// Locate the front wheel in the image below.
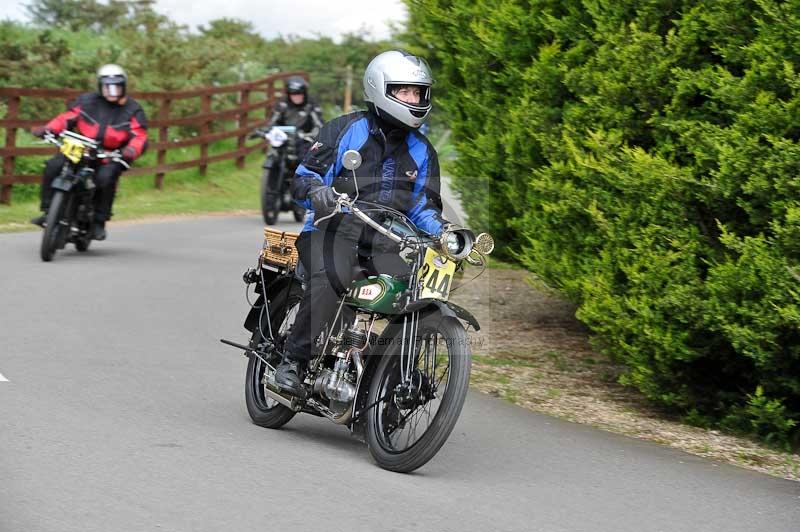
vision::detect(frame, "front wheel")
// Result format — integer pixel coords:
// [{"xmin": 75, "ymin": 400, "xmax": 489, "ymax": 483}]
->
[
  {"xmin": 40, "ymin": 191, "xmax": 70, "ymax": 262},
  {"xmin": 365, "ymin": 314, "xmax": 471, "ymax": 473},
  {"xmin": 260, "ymin": 168, "xmax": 281, "ymax": 225},
  {"xmin": 75, "ymin": 232, "xmax": 91, "ymax": 252}
]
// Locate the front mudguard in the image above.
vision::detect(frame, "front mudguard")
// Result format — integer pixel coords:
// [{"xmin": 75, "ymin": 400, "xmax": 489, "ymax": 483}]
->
[
  {"xmin": 261, "ymin": 162, "xmax": 286, "ymax": 197},
  {"xmin": 51, "ymin": 176, "xmax": 73, "ymax": 192},
  {"xmin": 400, "ymin": 299, "xmax": 481, "ymax": 331},
  {"xmin": 262, "ymin": 151, "xmax": 279, "ymax": 170}
]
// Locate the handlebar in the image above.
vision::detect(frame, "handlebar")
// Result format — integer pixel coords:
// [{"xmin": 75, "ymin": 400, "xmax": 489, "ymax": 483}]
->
[
  {"xmin": 314, "ymin": 192, "xmax": 431, "ymax": 247},
  {"xmin": 310, "ymin": 190, "xmax": 491, "ymax": 265},
  {"xmin": 42, "ymin": 132, "xmax": 129, "ymax": 168},
  {"xmin": 250, "ymin": 126, "xmax": 313, "ymax": 142}
]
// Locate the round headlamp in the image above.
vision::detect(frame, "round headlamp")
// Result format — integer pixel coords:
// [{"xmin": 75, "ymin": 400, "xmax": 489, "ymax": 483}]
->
[{"xmin": 439, "ymin": 227, "xmax": 475, "ymax": 261}]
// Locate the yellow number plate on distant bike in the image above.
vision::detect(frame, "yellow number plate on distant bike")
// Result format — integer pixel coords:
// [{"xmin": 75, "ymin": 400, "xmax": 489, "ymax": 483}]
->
[
  {"xmin": 418, "ymin": 248, "xmax": 456, "ymax": 301},
  {"xmin": 60, "ymin": 137, "xmax": 85, "ymax": 163}
]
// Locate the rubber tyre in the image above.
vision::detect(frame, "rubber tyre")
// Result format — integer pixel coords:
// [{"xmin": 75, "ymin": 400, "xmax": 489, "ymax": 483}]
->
[
  {"xmin": 40, "ymin": 191, "xmax": 68, "ymax": 262},
  {"xmin": 365, "ymin": 315, "xmax": 471, "ymax": 473},
  {"xmin": 260, "ymin": 168, "xmax": 280, "ymax": 225},
  {"xmin": 75, "ymin": 233, "xmax": 91, "ymax": 252},
  {"xmin": 244, "ymin": 288, "xmax": 303, "ymax": 428}
]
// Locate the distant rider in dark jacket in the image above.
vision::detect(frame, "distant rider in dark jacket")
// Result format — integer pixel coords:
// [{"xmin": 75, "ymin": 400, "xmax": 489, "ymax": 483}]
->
[
  {"xmin": 30, "ymin": 64, "xmax": 148, "ymax": 241},
  {"xmin": 267, "ymin": 76, "xmax": 324, "ymax": 163}
]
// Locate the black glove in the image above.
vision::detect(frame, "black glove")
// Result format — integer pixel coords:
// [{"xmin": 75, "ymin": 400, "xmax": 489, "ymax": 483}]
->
[
  {"xmin": 31, "ymin": 126, "xmax": 49, "ymax": 138},
  {"xmin": 121, "ymin": 146, "xmax": 137, "ymax": 162},
  {"xmin": 308, "ymin": 185, "xmax": 338, "ymax": 216}
]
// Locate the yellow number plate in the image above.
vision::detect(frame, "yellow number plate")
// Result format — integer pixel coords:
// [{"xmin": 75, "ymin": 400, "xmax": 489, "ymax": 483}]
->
[
  {"xmin": 60, "ymin": 137, "xmax": 85, "ymax": 163},
  {"xmin": 418, "ymin": 248, "xmax": 456, "ymax": 300}
]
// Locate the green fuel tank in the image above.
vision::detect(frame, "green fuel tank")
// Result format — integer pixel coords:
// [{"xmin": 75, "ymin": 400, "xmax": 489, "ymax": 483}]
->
[{"xmin": 344, "ymin": 274, "xmax": 408, "ymax": 314}]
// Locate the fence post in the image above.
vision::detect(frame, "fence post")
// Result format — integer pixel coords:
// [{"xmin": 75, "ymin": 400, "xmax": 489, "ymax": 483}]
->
[
  {"xmin": 1, "ymin": 95, "xmax": 20, "ymax": 205},
  {"xmin": 237, "ymin": 88, "xmax": 250, "ymax": 169},
  {"xmin": 199, "ymin": 93, "xmax": 212, "ymax": 177},
  {"xmin": 156, "ymin": 98, "xmax": 171, "ymax": 189},
  {"xmin": 265, "ymin": 80, "xmax": 274, "ymax": 122},
  {"xmin": 344, "ymin": 64, "xmax": 353, "ymax": 114}
]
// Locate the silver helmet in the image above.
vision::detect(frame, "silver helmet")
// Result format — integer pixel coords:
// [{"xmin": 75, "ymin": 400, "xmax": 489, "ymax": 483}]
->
[
  {"xmin": 96, "ymin": 64, "xmax": 128, "ymax": 98},
  {"xmin": 363, "ymin": 50, "xmax": 433, "ymax": 129}
]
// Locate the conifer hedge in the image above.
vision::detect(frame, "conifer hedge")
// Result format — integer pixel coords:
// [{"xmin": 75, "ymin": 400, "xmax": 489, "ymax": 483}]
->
[{"xmin": 406, "ymin": 0, "xmax": 800, "ymax": 446}]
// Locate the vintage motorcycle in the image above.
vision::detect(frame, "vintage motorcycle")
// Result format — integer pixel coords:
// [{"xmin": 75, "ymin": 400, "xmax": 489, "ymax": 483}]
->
[
  {"xmin": 249, "ymin": 125, "xmax": 309, "ymax": 225},
  {"xmin": 39, "ymin": 130, "xmax": 128, "ymax": 262},
  {"xmin": 222, "ymin": 150, "xmax": 494, "ymax": 473}
]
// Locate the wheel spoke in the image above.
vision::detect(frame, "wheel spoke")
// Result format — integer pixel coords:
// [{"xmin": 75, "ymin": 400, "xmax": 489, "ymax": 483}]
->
[
  {"xmin": 367, "ymin": 318, "xmax": 471, "ymax": 472},
  {"xmin": 372, "ymin": 324, "xmax": 467, "ymax": 454},
  {"xmin": 381, "ymin": 366, "xmax": 443, "ymax": 448}
]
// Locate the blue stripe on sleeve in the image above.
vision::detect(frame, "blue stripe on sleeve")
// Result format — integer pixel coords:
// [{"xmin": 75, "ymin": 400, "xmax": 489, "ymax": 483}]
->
[{"xmin": 405, "ymin": 134, "xmax": 442, "ymax": 235}]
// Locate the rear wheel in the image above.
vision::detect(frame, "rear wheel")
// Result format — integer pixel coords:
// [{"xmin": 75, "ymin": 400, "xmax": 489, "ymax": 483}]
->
[
  {"xmin": 244, "ymin": 285, "xmax": 303, "ymax": 428},
  {"xmin": 40, "ymin": 192, "xmax": 70, "ymax": 262},
  {"xmin": 365, "ymin": 314, "xmax": 471, "ymax": 473},
  {"xmin": 261, "ymin": 168, "xmax": 280, "ymax": 225}
]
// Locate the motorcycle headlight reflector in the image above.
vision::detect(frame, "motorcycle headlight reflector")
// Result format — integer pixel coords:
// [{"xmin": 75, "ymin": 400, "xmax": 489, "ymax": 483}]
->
[{"xmin": 440, "ymin": 228, "xmax": 475, "ymax": 261}]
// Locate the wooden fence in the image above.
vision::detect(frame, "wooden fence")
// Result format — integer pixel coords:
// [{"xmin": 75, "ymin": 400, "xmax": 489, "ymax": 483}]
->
[{"xmin": 0, "ymin": 71, "xmax": 307, "ymax": 204}]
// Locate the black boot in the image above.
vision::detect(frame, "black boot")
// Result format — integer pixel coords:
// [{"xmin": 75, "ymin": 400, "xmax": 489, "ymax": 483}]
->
[
  {"xmin": 30, "ymin": 213, "xmax": 47, "ymax": 227},
  {"xmin": 274, "ymin": 357, "xmax": 307, "ymax": 398},
  {"xmin": 92, "ymin": 221, "xmax": 107, "ymax": 241}
]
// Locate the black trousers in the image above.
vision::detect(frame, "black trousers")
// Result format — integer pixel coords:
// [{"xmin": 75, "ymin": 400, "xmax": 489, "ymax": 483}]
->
[
  {"xmin": 284, "ymin": 218, "xmax": 409, "ymax": 362},
  {"xmin": 40, "ymin": 154, "xmax": 125, "ymax": 222}
]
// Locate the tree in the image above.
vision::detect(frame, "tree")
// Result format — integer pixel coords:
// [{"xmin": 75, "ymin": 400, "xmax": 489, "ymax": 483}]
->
[{"xmin": 26, "ymin": 0, "xmax": 134, "ymax": 32}]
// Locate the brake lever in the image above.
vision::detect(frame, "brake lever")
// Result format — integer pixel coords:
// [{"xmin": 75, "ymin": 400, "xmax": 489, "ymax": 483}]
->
[
  {"xmin": 41, "ymin": 133, "xmax": 59, "ymax": 146},
  {"xmin": 96, "ymin": 150, "xmax": 130, "ymax": 169},
  {"xmin": 313, "ymin": 190, "xmax": 350, "ymax": 227}
]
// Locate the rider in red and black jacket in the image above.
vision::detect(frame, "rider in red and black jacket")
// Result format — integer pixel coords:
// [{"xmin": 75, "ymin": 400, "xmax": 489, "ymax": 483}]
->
[{"xmin": 30, "ymin": 64, "xmax": 148, "ymax": 240}]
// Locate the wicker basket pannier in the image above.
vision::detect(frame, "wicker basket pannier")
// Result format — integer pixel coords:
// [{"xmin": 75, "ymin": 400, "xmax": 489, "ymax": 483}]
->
[{"xmin": 261, "ymin": 228, "xmax": 300, "ymax": 269}]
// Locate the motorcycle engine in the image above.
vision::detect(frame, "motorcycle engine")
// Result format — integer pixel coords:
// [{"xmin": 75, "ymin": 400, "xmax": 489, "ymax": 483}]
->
[{"xmin": 312, "ymin": 328, "xmax": 367, "ymax": 407}]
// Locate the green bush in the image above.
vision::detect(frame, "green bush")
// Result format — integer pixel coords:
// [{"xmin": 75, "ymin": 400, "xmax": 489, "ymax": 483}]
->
[
  {"xmin": 722, "ymin": 386, "xmax": 798, "ymax": 448},
  {"xmin": 406, "ymin": 0, "xmax": 800, "ymax": 445}
]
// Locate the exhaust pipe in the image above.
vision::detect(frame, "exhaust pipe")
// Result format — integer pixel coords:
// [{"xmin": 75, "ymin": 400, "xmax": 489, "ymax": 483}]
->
[
  {"xmin": 263, "ymin": 386, "xmax": 300, "ymax": 411},
  {"xmin": 261, "ymin": 351, "xmax": 366, "ymax": 422}
]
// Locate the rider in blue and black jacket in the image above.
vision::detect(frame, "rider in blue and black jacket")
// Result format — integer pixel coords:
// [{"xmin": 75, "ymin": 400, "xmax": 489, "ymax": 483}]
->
[{"xmin": 274, "ymin": 50, "xmax": 450, "ymax": 397}]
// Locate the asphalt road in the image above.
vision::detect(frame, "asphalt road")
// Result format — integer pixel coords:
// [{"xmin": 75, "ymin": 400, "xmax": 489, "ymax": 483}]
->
[{"xmin": 1, "ymin": 208, "xmax": 799, "ymax": 532}]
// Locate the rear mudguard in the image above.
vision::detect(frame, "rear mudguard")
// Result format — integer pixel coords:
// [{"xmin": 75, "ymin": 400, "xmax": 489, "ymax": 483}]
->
[
  {"xmin": 350, "ymin": 300, "xmax": 478, "ymax": 428},
  {"xmin": 243, "ymin": 268, "xmax": 296, "ymax": 332}
]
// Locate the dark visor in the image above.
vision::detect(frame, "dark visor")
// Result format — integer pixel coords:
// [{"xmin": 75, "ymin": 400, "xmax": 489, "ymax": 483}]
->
[{"xmin": 100, "ymin": 75, "xmax": 126, "ymax": 85}]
